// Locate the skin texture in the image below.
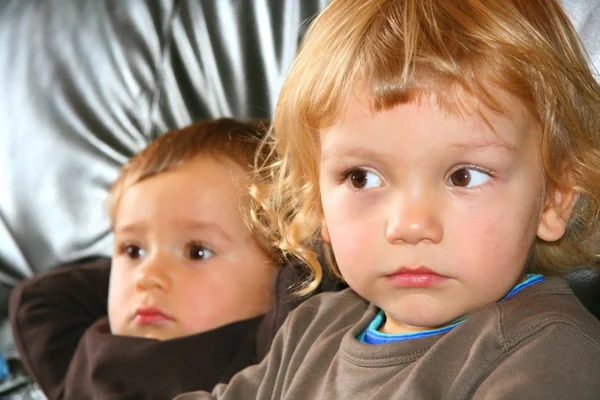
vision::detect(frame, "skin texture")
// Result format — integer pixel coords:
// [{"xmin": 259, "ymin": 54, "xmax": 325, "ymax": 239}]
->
[
  {"xmin": 108, "ymin": 156, "xmax": 276, "ymax": 340},
  {"xmin": 319, "ymin": 93, "xmax": 575, "ymax": 334}
]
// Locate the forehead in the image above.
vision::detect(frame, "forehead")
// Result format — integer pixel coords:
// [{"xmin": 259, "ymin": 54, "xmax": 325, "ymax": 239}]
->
[
  {"xmin": 140, "ymin": 156, "xmax": 246, "ymax": 193},
  {"xmin": 115, "ymin": 156, "xmax": 249, "ymax": 227},
  {"xmin": 320, "ymin": 89, "xmax": 534, "ymax": 156}
]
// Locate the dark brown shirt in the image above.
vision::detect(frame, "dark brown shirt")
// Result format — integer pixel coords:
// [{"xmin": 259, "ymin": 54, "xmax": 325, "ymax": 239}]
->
[
  {"xmin": 176, "ymin": 277, "xmax": 600, "ymax": 400},
  {"xmin": 9, "ymin": 258, "xmax": 339, "ymax": 400}
]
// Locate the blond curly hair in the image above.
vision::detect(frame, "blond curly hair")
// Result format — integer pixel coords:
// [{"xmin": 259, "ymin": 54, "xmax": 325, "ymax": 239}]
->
[{"xmin": 251, "ymin": 0, "xmax": 600, "ymax": 295}]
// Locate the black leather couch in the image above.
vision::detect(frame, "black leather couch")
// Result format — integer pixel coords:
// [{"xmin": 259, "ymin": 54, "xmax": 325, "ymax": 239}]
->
[{"xmin": 0, "ymin": 0, "xmax": 599, "ymax": 397}]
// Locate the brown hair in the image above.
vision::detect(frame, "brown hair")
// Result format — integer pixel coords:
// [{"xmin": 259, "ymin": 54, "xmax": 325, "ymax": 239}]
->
[
  {"xmin": 251, "ymin": 0, "xmax": 600, "ymax": 294},
  {"xmin": 109, "ymin": 118, "xmax": 268, "ymax": 225}
]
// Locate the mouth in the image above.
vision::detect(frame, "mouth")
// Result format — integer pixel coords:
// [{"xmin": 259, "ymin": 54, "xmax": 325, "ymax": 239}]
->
[
  {"xmin": 133, "ymin": 307, "xmax": 175, "ymax": 325},
  {"xmin": 384, "ymin": 266, "xmax": 448, "ymax": 288}
]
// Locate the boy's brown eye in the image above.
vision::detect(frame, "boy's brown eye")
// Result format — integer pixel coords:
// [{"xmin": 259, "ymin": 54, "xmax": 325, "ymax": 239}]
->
[
  {"xmin": 348, "ymin": 169, "xmax": 382, "ymax": 189},
  {"xmin": 450, "ymin": 168, "xmax": 471, "ymax": 187},
  {"xmin": 185, "ymin": 243, "xmax": 215, "ymax": 261},
  {"xmin": 125, "ymin": 245, "xmax": 144, "ymax": 259},
  {"xmin": 350, "ymin": 171, "xmax": 367, "ymax": 188},
  {"xmin": 448, "ymin": 167, "xmax": 490, "ymax": 188}
]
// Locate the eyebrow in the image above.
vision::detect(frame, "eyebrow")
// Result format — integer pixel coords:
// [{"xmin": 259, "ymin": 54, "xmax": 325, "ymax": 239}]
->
[
  {"xmin": 320, "ymin": 137, "xmax": 519, "ymax": 165},
  {"xmin": 177, "ymin": 220, "xmax": 235, "ymax": 244},
  {"xmin": 448, "ymin": 140, "xmax": 519, "ymax": 153},
  {"xmin": 321, "ymin": 147, "xmax": 393, "ymax": 163},
  {"xmin": 115, "ymin": 220, "xmax": 234, "ymax": 244}
]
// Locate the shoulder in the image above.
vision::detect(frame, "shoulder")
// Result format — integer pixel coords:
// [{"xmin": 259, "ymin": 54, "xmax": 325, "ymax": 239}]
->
[
  {"xmin": 495, "ymin": 277, "xmax": 600, "ymax": 351},
  {"xmin": 467, "ymin": 278, "xmax": 600, "ymax": 398},
  {"xmin": 290, "ymin": 288, "xmax": 369, "ymax": 323},
  {"xmin": 11, "ymin": 258, "xmax": 110, "ymax": 299},
  {"xmin": 278, "ymin": 289, "xmax": 370, "ymax": 344}
]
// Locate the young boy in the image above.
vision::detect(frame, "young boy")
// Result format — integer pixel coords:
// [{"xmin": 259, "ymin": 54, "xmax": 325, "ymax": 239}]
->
[
  {"xmin": 10, "ymin": 119, "xmax": 280, "ymax": 399},
  {"xmin": 176, "ymin": 0, "xmax": 600, "ymax": 398}
]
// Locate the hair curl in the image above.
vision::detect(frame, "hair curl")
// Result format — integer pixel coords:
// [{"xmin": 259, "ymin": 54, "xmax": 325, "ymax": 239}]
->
[{"xmin": 250, "ymin": 0, "xmax": 600, "ymax": 294}]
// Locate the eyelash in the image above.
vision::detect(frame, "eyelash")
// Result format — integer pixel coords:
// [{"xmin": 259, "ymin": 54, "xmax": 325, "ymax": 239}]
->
[
  {"xmin": 116, "ymin": 241, "xmax": 216, "ymax": 261},
  {"xmin": 184, "ymin": 242, "xmax": 216, "ymax": 261},
  {"xmin": 337, "ymin": 165, "xmax": 494, "ymax": 186},
  {"xmin": 448, "ymin": 164, "xmax": 492, "ymax": 177},
  {"xmin": 447, "ymin": 164, "xmax": 494, "ymax": 188},
  {"xmin": 117, "ymin": 242, "xmax": 144, "ymax": 259},
  {"xmin": 338, "ymin": 166, "xmax": 371, "ymax": 182}
]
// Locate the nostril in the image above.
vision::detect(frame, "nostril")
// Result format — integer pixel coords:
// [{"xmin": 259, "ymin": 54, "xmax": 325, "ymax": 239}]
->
[{"xmin": 385, "ymin": 211, "xmax": 443, "ymax": 245}]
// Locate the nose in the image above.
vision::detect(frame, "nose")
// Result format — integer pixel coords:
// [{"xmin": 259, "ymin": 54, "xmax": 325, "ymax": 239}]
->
[
  {"xmin": 134, "ymin": 255, "xmax": 173, "ymax": 292},
  {"xmin": 385, "ymin": 191, "xmax": 443, "ymax": 245}
]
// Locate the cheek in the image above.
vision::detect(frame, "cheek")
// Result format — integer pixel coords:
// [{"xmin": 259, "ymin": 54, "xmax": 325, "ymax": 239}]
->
[
  {"xmin": 206, "ymin": 264, "xmax": 274, "ymax": 308},
  {"xmin": 223, "ymin": 246, "xmax": 277, "ymax": 303},
  {"xmin": 174, "ymin": 278, "xmax": 219, "ymax": 330},
  {"xmin": 446, "ymin": 195, "xmax": 540, "ymax": 277},
  {"xmin": 178, "ymin": 262, "xmax": 275, "ymax": 332},
  {"xmin": 107, "ymin": 270, "xmax": 130, "ymax": 333},
  {"xmin": 323, "ymin": 199, "xmax": 379, "ymax": 276}
]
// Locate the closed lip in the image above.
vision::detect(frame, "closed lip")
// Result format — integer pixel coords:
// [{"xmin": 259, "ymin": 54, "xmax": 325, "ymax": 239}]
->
[
  {"xmin": 386, "ymin": 266, "xmax": 441, "ymax": 276},
  {"xmin": 133, "ymin": 307, "xmax": 174, "ymax": 324},
  {"xmin": 384, "ymin": 266, "xmax": 448, "ymax": 287}
]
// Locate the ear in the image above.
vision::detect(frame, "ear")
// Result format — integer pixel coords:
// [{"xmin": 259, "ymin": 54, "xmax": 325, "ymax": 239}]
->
[
  {"xmin": 536, "ymin": 185, "xmax": 578, "ymax": 242},
  {"xmin": 321, "ymin": 219, "xmax": 331, "ymax": 243}
]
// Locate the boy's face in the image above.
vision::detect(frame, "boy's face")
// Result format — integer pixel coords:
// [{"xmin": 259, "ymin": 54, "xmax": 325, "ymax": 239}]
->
[
  {"xmin": 108, "ymin": 156, "xmax": 276, "ymax": 341},
  {"xmin": 319, "ymin": 92, "xmax": 570, "ymax": 334}
]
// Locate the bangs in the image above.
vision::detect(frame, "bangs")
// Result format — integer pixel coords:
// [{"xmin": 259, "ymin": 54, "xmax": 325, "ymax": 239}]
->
[
  {"xmin": 283, "ymin": 0, "xmax": 568, "ymax": 135},
  {"xmin": 268, "ymin": 0, "xmax": 600, "ymax": 288}
]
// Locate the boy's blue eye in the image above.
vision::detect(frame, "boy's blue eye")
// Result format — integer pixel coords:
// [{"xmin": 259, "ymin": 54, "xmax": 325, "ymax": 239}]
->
[
  {"xmin": 347, "ymin": 169, "xmax": 382, "ymax": 189},
  {"xmin": 448, "ymin": 167, "xmax": 490, "ymax": 188},
  {"xmin": 185, "ymin": 243, "xmax": 215, "ymax": 261},
  {"xmin": 124, "ymin": 244, "xmax": 145, "ymax": 259}
]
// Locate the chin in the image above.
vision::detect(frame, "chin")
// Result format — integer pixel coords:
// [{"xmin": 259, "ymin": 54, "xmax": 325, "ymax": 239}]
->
[
  {"xmin": 115, "ymin": 328, "xmax": 176, "ymax": 341},
  {"xmin": 144, "ymin": 330, "xmax": 185, "ymax": 341},
  {"xmin": 387, "ymin": 306, "xmax": 455, "ymax": 330}
]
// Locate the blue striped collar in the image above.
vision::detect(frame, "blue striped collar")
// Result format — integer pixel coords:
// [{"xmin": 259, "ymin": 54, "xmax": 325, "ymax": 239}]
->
[{"xmin": 359, "ymin": 273, "xmax": 544, "ymax": 344}]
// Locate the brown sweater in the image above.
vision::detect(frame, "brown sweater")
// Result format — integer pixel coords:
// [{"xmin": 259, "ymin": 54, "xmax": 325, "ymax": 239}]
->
[
  {"xmin": 10, "ymin": 258, "xmax": 342, "ymax": 400},
  {"xmin": 176, "ymin": 277, "xmax": 600, "ymax": 400}
]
